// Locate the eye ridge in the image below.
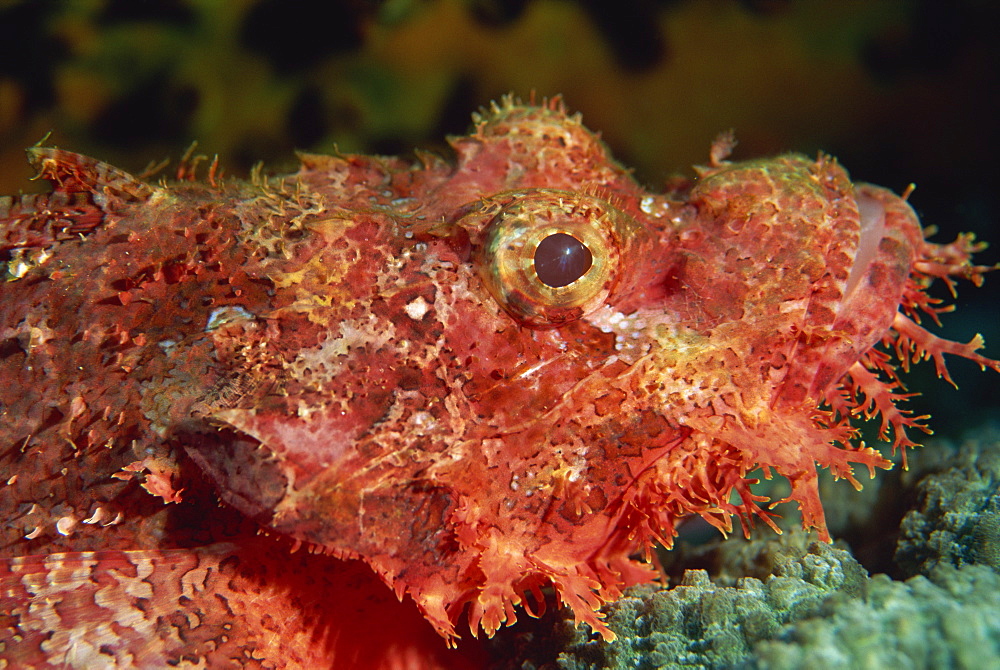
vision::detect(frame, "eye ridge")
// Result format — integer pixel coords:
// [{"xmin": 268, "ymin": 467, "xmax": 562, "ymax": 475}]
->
[{"xmin": 534, "ymin": 232, "xmax": 593, "ymax": 288}]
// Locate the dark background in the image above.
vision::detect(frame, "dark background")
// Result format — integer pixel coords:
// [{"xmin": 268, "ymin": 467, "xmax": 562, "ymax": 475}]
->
[{"xmin": 2, "ymin": 0, "xmax": 997, "ymax": 438}]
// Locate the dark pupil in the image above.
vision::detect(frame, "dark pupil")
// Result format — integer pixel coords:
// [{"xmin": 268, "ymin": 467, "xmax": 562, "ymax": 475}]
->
[{"xmin": 533, "ymin": 233, "xmax": 593, "ymax": 288}]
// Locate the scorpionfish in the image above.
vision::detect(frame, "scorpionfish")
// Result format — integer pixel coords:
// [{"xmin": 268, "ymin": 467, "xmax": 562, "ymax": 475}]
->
[{"xmin": 1, "ymin": 97, "xmax": 997, "ymax": 667}]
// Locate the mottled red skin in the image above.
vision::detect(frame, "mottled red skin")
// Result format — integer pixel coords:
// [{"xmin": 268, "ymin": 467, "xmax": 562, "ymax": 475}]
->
[{"xmin": 1, "ymin": 99, "xmax": 997, "ymax": 666}]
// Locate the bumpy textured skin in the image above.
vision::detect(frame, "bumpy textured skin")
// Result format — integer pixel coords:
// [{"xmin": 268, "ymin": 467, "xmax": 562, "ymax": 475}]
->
[{"xmin": 1, "ymin": 98, "xmax": 997, "ymax": 666}]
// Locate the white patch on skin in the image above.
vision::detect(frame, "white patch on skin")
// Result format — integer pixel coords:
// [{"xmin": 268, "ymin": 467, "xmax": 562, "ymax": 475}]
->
[
  {"xmin": 289, "ymin": 314, "xmax": 397, "ymax": 384},
  {"xmin": 513, "ymin": 358, "xmax": 558, "ymax": 380},
  {"xmin": 585, "ymin": 306, "xmax": 652, "ymax": 356},
  {"xmin": 566, "ymin": 446, "xmax": 590, "ymax": 483},
  {"xmin": 409, "ymin": 410, "xmax": 438, "ymax": 436},
  {"xmin": 205, "ymin": 305, "xmax": 254, "ymax": 332},
  {"xmin": 639, "ymin": 195, "xmax": 672, "ymax": 218},
  {"xmin": 587, "ymin": 305, "xmax": 624, "ymax": 333},
  {"xmin": 82, "ymin": 507, "xmax": 107, "ymax": 525},
  {"xmin": 404, "ymin": 296, "xmax": 430, "ymax": 321},
  {"xmin": 5, "ymin": 247, "xmax": 52, "ymax": 280},
  {"xmin": 56, "ymin": 516, "xmax": 77, "ymax": 536}
]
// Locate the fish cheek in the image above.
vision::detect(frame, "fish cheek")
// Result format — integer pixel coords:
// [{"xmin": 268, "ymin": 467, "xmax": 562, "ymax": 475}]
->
[{"xmin": 358, "ymin": 481, "xmax": 460, "ymax": 562}]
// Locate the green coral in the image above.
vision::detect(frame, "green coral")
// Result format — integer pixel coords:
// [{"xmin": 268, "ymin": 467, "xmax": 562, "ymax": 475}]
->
[
  {"xmin": 755, "ymin": 566, "xmax": 1000, "ymax": 669},
  {"xmin": 547, "ymin": 545, "xmax": 1000, "ymax": 670},
  {"xmin": 896, "ymin": 428, "xmax": 1000, "ymax": 575},
  {"xmin": 553, "ymin": 540, "xmax": 867, "ymax": 670}
]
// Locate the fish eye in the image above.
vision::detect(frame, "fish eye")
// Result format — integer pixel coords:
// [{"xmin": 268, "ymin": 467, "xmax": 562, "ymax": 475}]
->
[
  {"xmin": 534, "ymin": 232, "xmax": 593, "ymax": 288},
  {"xmin": 474, "ymin": 190, "xmax": 638, "ymax": 327}
]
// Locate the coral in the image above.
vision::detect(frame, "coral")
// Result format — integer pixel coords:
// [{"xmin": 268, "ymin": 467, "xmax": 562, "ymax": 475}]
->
[
  {"xmin": 896, "ymin": 427, "xmax": 1000, "ymax": 576},
  {"xmin": 754, "ymin": 565, "xmax": 1000, "ymax": 670},
  {"xmin": 530, "ymin": 533, "xmax": 1000, "ymax": 670},
  {"xmin": 548, "ymin": 540, "xmax": 866, "ymax": 670}
]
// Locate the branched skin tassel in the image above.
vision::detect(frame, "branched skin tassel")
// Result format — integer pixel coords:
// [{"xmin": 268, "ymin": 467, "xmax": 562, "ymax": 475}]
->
[{"xmin": 1, "ymin": 97, "xmax": 997, "ymax": 666}]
